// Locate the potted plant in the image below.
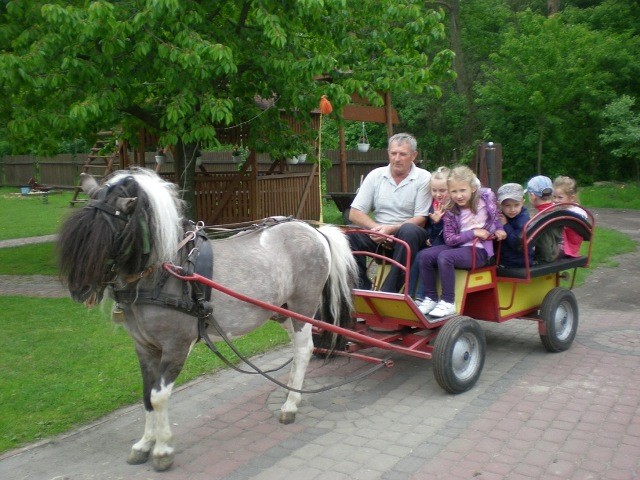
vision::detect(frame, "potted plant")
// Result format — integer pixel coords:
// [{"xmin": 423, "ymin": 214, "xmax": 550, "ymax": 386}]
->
[
  {"xmin": 357, "ymin": 122, "xmax": 370, "ymax": 152},
  {"xmin": 231, "ymin": 145, "xmax": 248, "ymax": 162},
  {"xmin": 155, "ymin": 148, "xmax": 166, "ymax": 165}
]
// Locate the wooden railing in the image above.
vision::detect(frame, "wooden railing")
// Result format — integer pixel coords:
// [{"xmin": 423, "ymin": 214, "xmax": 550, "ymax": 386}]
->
[
  {"xmin": 192, "ymin": 171, "xmax": 320, "ymax": 224},
  {"xmin": 0, "ymin": 149, "xmax": 391, "ymax": 193}
]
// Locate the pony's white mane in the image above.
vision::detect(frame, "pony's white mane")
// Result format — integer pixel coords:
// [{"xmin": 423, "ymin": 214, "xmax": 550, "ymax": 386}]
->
[{"xmin": 109, "ymin": 169, "xmax": 184, "ymax": 265}]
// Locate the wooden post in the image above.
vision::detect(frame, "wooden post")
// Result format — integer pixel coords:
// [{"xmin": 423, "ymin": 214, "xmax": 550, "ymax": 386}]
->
[
  {"xmin": 339, "ymin": 124, "xmax": 347, "ymax": 192},
  {"xmin": 137, "ymin": 129, "xmax": 145, "ymax": 167},
  {"xmin": 384, "ymin": 92, "xmax": 394, "ymax": 138}
]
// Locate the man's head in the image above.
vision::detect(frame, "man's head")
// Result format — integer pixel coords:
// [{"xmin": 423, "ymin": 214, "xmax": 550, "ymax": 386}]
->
[
  {"xmin": 525, "ymin": 175, "xmax": 553, "ymax": 206},
  {"xmin": 497, "ymin": 183, "xmax": 525, "ymax": 219},
  {"xmin": 387, "ymin": 133, "xmax": 418, "ymax": 178}
]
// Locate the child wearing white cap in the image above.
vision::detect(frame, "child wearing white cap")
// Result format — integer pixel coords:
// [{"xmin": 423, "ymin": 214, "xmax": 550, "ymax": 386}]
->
[{"xmin": 497, "ymin": 183, "xmax": 533, "ymax": 267}]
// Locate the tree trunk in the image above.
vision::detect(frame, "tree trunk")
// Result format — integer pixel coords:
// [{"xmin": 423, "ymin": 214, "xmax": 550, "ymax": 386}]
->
[
  {"xmin": 173, "ymin": 139, "xmax": 198, "ymax": 220},
  {"xmin": 446, "ymin": 0, "xmax": 478, "ymax": 154},
  {"xmin": 548, "ymin": 0, "xmax": 559, "ymax": 16},
  {"xmin": 537, "ymin": 122, "xmax": 544, "ymax": 174}
]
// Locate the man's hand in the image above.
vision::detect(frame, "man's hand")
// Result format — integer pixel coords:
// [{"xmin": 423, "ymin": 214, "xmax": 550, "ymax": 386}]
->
[{"xmin": 369, "ymin": 224, "xmax": 395, "ymax": 245}]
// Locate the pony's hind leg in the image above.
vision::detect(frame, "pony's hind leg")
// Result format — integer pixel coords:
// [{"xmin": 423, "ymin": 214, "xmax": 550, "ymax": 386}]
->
[{"xmin": 279, "ymin": 319, "xmax": 314, "ymax": 424}]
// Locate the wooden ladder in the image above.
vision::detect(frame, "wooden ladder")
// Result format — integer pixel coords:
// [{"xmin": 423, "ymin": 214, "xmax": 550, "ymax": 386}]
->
[{"xmin": 69, "ymin": 131, "xmax": 119, "ymax": 206}]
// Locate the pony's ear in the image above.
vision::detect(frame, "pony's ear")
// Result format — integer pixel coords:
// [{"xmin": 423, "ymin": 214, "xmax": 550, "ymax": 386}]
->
[
  {"xmin": 115, "ymin": 197, "xmax": 138, "ymax": 214},
  {"xmin": 80, "ymin": 173, "xmax": 101, "ymax": 198}
]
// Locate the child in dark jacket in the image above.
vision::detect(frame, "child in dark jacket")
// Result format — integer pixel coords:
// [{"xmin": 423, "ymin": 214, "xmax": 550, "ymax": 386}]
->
[{"xmin": 496, "ymin": 183, "xmax": 533, "ymax": 267}]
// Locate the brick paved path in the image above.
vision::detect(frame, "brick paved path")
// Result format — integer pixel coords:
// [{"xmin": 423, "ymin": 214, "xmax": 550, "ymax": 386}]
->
[{"xmin": 0, "ymin": 210, "xmax": 639, "ymax": 480}]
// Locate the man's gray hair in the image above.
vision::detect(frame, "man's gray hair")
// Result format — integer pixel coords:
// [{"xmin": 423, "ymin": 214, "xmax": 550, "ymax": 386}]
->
[{"xmin": 388, "ymin": 133, "xmax": 417, "ymax": 152}]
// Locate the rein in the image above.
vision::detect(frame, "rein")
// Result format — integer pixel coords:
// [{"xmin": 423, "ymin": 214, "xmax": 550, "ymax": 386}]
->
[{"xmin": 197, "ymin": 309, "xmax": 391, "ymax": 394}]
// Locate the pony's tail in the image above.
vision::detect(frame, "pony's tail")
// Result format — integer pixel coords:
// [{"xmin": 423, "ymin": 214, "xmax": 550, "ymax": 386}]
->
[{"xmin": 316, "ymin": 225, "xmax": 358, "ymax": 352}]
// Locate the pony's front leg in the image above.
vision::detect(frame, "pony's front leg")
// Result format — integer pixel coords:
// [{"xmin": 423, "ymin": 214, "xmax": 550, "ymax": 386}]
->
[
  {"xmin": 128, "ymin": 346, "xmax": 160, "ymax": 466},
  {"xmin": 127, "ymin": 410, "xmax": 155, "ymax": 465},
  {"xmin": 279, "ymin": 320, "xmax": 313, "ymax": 424},
  {"xmin": 149, "ymin": 380, "xmax": 176, "ymax": 471}
]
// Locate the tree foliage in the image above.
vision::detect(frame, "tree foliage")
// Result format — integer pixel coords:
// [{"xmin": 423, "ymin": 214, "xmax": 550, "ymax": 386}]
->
[
  {"xmin": 0, "ymin": 0, "xmax": 454, "ymax": 215},
  {"xmin": 600, "ymin": 95, "xmax": 640, "ymax": 181},
  {"xmin": 395, "ymin": 0, "xmax": 640, "ymax": 184}
]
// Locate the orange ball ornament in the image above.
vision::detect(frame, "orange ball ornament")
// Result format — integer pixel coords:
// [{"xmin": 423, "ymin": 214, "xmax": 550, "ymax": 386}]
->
[{"xmin": 319, "ymin": 95, "xmax": 333, "ymax": 115}]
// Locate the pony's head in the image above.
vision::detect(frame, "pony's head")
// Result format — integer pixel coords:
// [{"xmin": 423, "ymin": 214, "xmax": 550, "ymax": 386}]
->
[{"xmin": 58, "ymin": 169, "xmax": 184, "ymax": 307}]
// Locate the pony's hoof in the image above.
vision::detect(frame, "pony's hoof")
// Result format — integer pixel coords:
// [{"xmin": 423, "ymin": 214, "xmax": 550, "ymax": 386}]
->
[
  {"xmin": 127, "ymin": 448, "xmax": 150, "ymax": 465},
  {"xmin": 152, "ymin": 453, "xmax": 175, "ymax": 472},
  {"xmin": 279, "ymin": 411, "xmax": 296, "ymax": 424}
]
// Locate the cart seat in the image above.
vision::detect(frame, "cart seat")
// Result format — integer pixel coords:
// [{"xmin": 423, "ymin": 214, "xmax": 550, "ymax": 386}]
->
[
  {"xmin": 496, "ymin": 204, "xmax": 594, "ymax": 281},
  {"xmin": 497, "ymin": 255, "xmax": 588, "ymax": 279}
]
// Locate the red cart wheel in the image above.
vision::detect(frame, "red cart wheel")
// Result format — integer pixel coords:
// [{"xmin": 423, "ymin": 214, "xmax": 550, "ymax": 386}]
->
[
  {"xmin": 433, "ymin": 316, "xmax": 486, "ymax": 394},
  {"xmin": 539, "ymin": 287, "xmax": 578, "ymax": 352}
]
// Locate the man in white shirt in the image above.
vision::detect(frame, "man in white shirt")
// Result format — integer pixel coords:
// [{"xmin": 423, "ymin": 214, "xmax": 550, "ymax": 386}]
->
[{"xmin": 348, "ymin": 133, "xmax": 432, "ymax": 292}]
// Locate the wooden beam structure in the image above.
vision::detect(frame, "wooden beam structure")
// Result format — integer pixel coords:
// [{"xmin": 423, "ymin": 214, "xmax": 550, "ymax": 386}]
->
[{"xmin": 336, "ymin": 92, "xmax": 400, "ymax": 192}]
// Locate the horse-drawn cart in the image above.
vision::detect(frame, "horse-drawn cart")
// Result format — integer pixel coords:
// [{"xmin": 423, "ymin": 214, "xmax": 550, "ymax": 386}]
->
[{"xmin": 166, "ymin": 203, "xmax": 595, "ymax": 395}]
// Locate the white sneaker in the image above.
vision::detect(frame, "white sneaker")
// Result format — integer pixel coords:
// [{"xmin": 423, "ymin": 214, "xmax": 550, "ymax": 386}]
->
[
  {"xmin": 429, "ymin": 300, "xmax": 456, "ymax": 318},
  {"xmin": 418, "ymin": 298, "xmax": 437, "ymax": 315}
]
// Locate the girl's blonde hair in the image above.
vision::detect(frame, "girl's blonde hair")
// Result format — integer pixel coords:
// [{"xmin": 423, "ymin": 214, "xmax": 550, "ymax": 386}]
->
[
  {"xmin": 431, "ymin": 166, "xmax": 450, "ymax": 182},
  {"xmin": 447, "ymin": 165, "xmax": 482, "ymax": 213},
  {"xmin": 553, "ymin": 175, "xmax": 578, "ymax": 199}
]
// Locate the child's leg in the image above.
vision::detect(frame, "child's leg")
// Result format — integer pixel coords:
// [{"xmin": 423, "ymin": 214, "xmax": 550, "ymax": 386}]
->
[
  {"xmin": 408, "ymin": 250, "xmax": 423, "ymax": 298},
  {"xmin": 419, "ymin": 245, "xmax": 450, "ymax": 300},
  {"xmin": 437, "ymin": 247, "xmax": 488, "ymax": 303}
]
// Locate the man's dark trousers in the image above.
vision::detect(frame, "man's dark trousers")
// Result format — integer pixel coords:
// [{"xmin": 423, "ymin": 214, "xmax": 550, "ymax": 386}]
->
[{"xmin": 348, "ymin": 223, "xmax": 427, "ymax": 293}]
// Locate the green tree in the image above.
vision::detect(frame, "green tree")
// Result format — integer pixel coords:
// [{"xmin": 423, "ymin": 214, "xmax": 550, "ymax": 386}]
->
[
  {"xmin": 600, "ymin": 95, "xmax": 640, "ymax": 182},
  {"xmin": 475, "ymin": 11, "xmax": 615, "ymax": 182},
  {"xmin": 0, "ymin": 0, "xmax": 453, "ymax": 217}
]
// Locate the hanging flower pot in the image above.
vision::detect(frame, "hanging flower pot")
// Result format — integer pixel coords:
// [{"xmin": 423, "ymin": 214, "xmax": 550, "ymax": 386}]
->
[
  {"xmin": 357, "ymin": 142, "xmax": 370, "ymax": 153},
  {"xmin": 357, "ymin": 122, "xmax": 370, "ymax": 153},
  {"xmin": 155, "ymin": 153, "xmax": 166, "ymax": 165},
  {"xmin": 297, "ymin": 153, "xmax": 307, "ymax": 163},
  {"xmin": 286, "ymin": 156, "xmax": 299, "ymax": 165}
]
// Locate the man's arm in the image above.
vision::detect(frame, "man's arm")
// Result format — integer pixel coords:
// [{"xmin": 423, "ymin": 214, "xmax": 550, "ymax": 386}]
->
[
  {"xmin": 349, "ymin": 207, "xmax": 378, "ymax": 229},
  {"xmin": 349, "ymin": 208, "xmax": 425, "ymax": 239}
]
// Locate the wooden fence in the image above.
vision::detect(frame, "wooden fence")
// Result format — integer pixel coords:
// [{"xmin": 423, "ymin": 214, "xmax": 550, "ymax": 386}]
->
[{"xmin": 0, "ymin": 149, "xmax": 394, "ymax": 193}]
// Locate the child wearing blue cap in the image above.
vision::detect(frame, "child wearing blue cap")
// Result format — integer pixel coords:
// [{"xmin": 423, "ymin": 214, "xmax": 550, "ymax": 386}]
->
[{"xmin": 525, "ymin": 175, "xmax": 560, "ymax": 263}]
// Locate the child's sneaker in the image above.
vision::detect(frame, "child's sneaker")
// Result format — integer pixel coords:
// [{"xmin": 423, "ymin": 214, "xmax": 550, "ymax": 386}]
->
[
  {"xmin": 418, "ymin": 298, "xmax": 437, "ymax": 315},
  {"xmin": 429, "ymin": 300, "xmax": 456, "ymax": 318}
]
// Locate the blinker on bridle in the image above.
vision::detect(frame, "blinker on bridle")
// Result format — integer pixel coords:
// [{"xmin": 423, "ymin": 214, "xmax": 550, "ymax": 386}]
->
[{"xmin": 84, "ymin": 176, "xmax": 143, "ymax": 285}]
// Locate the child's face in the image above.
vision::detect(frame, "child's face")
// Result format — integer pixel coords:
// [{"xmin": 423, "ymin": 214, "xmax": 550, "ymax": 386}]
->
[
  {"xmin": 448, "ymin": 179, "xmax": 475, "ymax": 208},
  {"xmin": 501, "ymin": 199, "xmax": 524, "ymax": 219},
  {"xmin": 553, "ymin": 188, "xmax": 576, "ymax": 204},
  {"xmin": 430, "ymin": 178, "xmax": 449, "ymax": 203}
]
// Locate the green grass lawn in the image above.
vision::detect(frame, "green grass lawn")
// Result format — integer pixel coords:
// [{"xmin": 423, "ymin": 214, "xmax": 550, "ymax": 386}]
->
[
  {"xmin": 0, "ymin": 296, "xmax": 289, "ymax": 453},
  {"xmin": 0, "ymin": 188, "xmax": 77, "ymax": 240},
  {"xmin": 581, "ymin": 182, "xmax": 640, "ymax": 209}
]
